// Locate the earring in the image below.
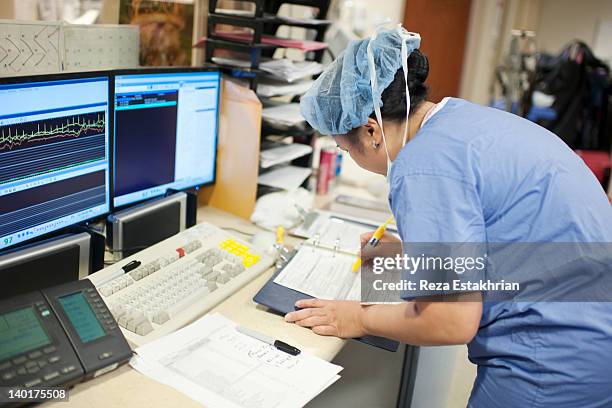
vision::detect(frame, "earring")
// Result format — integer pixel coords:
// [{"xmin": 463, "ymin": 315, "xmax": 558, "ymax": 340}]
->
[{"xmin": 372, "ymin": 140, "xmax": 379, "ymax": 149}]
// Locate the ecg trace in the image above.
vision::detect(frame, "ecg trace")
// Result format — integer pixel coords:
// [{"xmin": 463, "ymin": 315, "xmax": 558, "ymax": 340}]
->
[{"xmin": 0, "ymin": 112, "xmax": 105, "ymax": 152}]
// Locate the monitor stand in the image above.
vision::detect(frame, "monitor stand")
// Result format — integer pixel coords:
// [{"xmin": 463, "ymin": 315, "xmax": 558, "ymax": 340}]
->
[
  {"xmin": 166, "ymin": 188, "xmax": 198, "ymax": 227},
  {"xmin": 106, "ymin": 191, "xmax": 190, "ymax": 261},
  {"xmin": 0, "ymin": 231, "xmax": 100, "ymax": 300}
]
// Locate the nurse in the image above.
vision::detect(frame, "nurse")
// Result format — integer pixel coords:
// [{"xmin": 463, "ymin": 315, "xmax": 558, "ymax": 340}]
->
[{"xmin": 285, "ymin": 26, "xmax": 612, "ymax": 407}]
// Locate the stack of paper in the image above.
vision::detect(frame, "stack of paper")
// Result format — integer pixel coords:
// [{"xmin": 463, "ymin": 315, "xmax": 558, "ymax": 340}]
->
[
  {"xmin": 275, "ymin": 15, "xmax": 331, "ymax": 26},
  {"xmin": 262, "ymin": 103, "xmax": 305, "ymax": 128},
  {"xmin": 259, "ymin": 59, "xmax": 323, "ymax": 83},
  {"xmin": 211, "ymin": 57, "xmax": 322, "ymax": 83},
  {"xmin": 257, "ymin": 79, "xmax": 313, "ymax": 97},
  {"xmin": 261, "ymin": 144, "xmax": 313, "ymax": 168},
  {"xmin": 212, "ymin": 31, "xmax": 328, "ymax": 52},
  {"xmin": 258, "ymin": 166, "xmax": 312, "ymax": 190},
  {"xmin": 131, "ymin": 313, "xmax": 342, "ymax": 408},
  {"xmin": 215, "ymin": 9, "xmax": 331, "ymax": 26}
]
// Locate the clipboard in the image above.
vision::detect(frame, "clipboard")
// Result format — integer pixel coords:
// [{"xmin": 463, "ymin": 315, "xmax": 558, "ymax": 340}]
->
[{"xmin": 253, "ymin": 255, "xmax": 400, "ymax": 352}]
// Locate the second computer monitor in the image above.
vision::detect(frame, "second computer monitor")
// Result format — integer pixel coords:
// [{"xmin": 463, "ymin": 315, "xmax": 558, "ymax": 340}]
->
[{"xmin": 112, "ymin": 68, "xmax": 220, "ymax": 208}]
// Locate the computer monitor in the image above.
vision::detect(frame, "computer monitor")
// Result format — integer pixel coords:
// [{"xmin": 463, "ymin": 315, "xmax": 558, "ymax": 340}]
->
[
  {"xmin": 0, "ymin": 73, "xmax": 111, "ymax": 251},
  {"xmin": 112, "ymin": 68, "xmax": 220, "ymax": 208}
]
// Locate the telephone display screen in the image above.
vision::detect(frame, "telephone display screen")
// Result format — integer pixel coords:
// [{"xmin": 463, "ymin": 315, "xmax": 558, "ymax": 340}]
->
[
  {"xmin": 0, "ymin": 307, "xmax": 51, "ymax": 361},
  {"xmin": 58, "ymin": 292, "xmax": 106, "ymax": 343}
]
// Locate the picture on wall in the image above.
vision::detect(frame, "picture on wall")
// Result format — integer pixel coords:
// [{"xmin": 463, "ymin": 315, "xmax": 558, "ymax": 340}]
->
[{"xmin": 119, "ymin": 0, "xmax": 194, "ymax": 66}]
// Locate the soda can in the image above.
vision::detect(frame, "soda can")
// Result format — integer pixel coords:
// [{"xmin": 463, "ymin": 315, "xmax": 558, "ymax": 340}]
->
[{"xmin": 317, "ymin": 147, "xmax": 336, "ymax": 195}]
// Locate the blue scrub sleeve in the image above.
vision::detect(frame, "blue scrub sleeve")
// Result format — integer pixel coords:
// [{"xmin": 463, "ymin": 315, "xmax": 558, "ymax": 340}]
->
[{"xmin": 389, "ymin": 173, "xmax": 487, "ymax": 299}]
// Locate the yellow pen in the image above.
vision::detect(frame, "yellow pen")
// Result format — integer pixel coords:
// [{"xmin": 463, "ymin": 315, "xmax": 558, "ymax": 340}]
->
[
  {"xmin": 352, "ymin": 216, "xmax": 395, "ymax": 272},
  {"xmin": 276, "ymin": 225, "xmax": 285, "ymax": 245}
]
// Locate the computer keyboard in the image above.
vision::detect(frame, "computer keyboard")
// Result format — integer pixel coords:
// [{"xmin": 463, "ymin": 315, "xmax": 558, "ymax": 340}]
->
[{"xmin": 88, "ymin": 222, "xmax": 274, "ymax": 347}]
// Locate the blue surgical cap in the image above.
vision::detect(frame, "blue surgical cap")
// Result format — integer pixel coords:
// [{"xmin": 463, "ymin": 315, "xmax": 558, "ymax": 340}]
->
[{"xmin": 300, "ymin": 26, "xmax": 421, "ymax": 135}]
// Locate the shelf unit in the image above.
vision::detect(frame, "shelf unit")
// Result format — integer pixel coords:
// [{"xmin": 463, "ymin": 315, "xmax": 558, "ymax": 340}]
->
[{"xmin": 203, "ymin": 0, "xmax": 332, "ymax": 196}]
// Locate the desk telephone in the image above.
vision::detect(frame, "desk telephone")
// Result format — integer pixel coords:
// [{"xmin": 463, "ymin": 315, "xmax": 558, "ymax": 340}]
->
[{"xmin": 0, "ymin": 279, "xmax": 132, "ymax": 402}]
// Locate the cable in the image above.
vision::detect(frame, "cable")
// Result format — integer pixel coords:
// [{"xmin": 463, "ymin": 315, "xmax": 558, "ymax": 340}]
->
[{"xmin": 220, "ymin": 226, "xmax": 256, "ymax": 237}]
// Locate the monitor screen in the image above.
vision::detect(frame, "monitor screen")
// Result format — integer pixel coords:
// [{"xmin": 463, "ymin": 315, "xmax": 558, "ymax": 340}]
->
[
  {"xmin": 0, "ymin": 75, "xmax": 111, "ymax": 251},
  {"xmin": 113, "ymin": 70, "xmax": 220, "ymax": 208}
]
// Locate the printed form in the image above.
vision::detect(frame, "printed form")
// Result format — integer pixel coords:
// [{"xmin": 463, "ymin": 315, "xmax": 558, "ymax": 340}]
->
[
  {"xmin": 131, "ymin": 313, "xmax": 342, "ymax": 408},
  {"xmin": 273, "ymin": 247, "xmax": 361, "ymax": 300},
  {"xmin": 294, "ymin": 216, "xmax": 373, "ymax": 254}
]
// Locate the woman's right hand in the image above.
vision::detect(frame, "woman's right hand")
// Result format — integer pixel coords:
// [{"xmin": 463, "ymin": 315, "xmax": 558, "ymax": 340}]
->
[{"xmin": 359, "ymin": 231, "xmax": 400, "ymax": 260}]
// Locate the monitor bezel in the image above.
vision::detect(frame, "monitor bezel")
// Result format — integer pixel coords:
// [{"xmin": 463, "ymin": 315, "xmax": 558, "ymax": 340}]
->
[
  {"xmin": 0, "ymin": 70, "xmax": 113, "ymax": 253},
  {"xmin": 110, "ymin": 66, "xmax": 221, "ymax": 210}
]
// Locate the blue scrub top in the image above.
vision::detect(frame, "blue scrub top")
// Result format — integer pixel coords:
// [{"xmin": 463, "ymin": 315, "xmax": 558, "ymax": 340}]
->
[{"xmin": 388, "ymin": 98, "xmax": 612, "ymax": 408}]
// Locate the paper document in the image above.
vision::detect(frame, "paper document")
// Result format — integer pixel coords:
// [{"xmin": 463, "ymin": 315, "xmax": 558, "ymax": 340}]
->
[
  {"xmin": 258, "ymin": 166, "xmax": 312, "ymax": 190},
  {"xmin": 274, "ymin": 247, "xmax": 361, "ymax": 300},
  {"xmin": 257, "ymin": 79, "xmax": 313, "ymax": 97},
  {"xmin": 262, "ymin": 103, "xmax": 305, "ymax": 127},
  {"xmin": 215, "ymin": 8, "xmax": 255, "ymax": 17},
  {"xmin": 293, "ymin": 215, "xmax": 373, "ymax": 254},
  {"xmin": 212, "ymin": 57, "xmax": 322, "ymax": 83},
  {"xmin": 212, "ymin": 32, "xmax": 328, "ymax": 52},
  {"xmin": 214, "ymin": 9, "xmax": 330, "ymax": 26},
  {"xmin": 261, "ymin": 144, "xmax": 313, "ymax": 168},
  {"xmin": 131, "ymin": 313, "xmax": 343, "ymax": 408},
  {"xmin": 259, "ymin": 59, "xmax": 323, "ymax": 83},
  {"xmin": 275, "ymin": 15, "xmax": 331, "ymax": 26}
]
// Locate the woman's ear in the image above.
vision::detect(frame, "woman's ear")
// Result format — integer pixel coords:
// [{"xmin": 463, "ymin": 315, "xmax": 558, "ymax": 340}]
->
[{"xmin": 364, "ymin": 117, "xmax": 383, "ymax": 148}]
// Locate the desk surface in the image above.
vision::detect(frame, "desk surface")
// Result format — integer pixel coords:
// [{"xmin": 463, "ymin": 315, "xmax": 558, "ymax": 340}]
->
[{"xmin": 45, "ymin": 206, "xmax": 346, "ymax": 408}]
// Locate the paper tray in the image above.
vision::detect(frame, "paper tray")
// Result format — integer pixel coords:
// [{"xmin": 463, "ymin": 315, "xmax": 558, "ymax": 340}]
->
[{"xmin": 254, "ymin": 267, "xmax": 400, "ymax": 352}]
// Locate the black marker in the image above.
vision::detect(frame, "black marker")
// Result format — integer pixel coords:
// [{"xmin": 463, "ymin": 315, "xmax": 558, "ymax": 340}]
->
[{"xmin": 237, "ymin": 326, "xmax": 301, "ymax": 356}]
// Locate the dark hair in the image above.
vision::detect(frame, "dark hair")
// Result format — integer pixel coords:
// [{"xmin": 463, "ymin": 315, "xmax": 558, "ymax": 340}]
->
[
  {"xmin": 346, "ymin": 49, "xmax": 429, "ymax": 145},
  {"xmin": 376, "ymin": 49, "xmax": 429, "ymax": 121}
]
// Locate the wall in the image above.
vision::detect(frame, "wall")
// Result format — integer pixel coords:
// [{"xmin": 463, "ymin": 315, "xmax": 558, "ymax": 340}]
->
[
  {"xmin": 458, "ymin": 0, "xmax": 505, "ymax": 105},
  {"xmin": 536, "ymin": 0, "xmax": 612, "ymax": 54},
  {"xmin": 0, "ymin": 0, "xmax": 39, "ymax": 19}
]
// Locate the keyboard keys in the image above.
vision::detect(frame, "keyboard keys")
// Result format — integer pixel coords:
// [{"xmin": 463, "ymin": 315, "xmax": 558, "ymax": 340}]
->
[
  {"xmin": 93, "ymin": 222, "xmax": 271, "ymax": 343},
  {"xmin": 43, "ymin": 371, "xmax": 59, "ymax": 381},
  {"xmin": 136, "ymin": 321, "xmax": 153, "ymax": 335},
  {"xmin": 130, "ymin": 269, "xmax": 145, "ymax": 281},
  {"xmin": 61, "ymin": 365, "xmax": 76, "ymax": 374},
  {"xmin": 152, "ymin": 311, "xmax": 170, "ymax": 325},
  {"xmin": 126, "ymin": 314, "xmax": 147, "ymax": 332},
  {"xmin": 25, "ymin": 378, "xmax": 41, "ymax": 387}
]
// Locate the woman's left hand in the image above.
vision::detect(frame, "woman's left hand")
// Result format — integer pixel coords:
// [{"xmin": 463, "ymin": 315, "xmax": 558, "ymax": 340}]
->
[{"xmin": 284, "ymin": 299, "xmax": 367, "ymax": 338}]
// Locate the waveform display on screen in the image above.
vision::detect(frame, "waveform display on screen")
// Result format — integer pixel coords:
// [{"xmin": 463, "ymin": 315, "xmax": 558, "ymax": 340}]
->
[
  {"xmin": 0, "ymin": 112, "xmax": 105, "ymax": 153},
  {"xmin": 0, "ymin": 111, "xmax": 107, "ymax": 185}
]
